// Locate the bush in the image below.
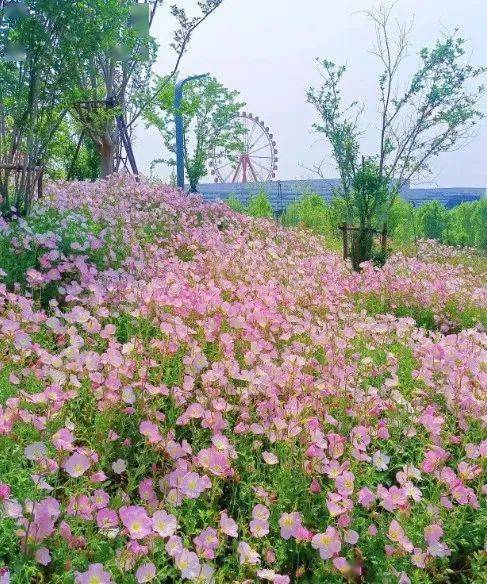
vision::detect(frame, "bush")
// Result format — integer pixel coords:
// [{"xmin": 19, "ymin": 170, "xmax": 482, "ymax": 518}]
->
[
  {"xmin": 387, "ymin": 198, "xmax": 417, "ymax": 246},
  {"xmin": 416, "ymin": 200, "xmax": 449, "ymax": 241},
  {"xmin": 471, "ymin": 198, "xmax": 487, "ymax": 250},
  {"xmin": 282, "ymin": 191, "xmax": 330, "ymax": 233},
  {"xmin": 226, "ymin": 194, "xmax": 246, "ymax": 213},
  {"xmin": 246, "ymin": 190, "xmax": 274, "ymax": 218}
]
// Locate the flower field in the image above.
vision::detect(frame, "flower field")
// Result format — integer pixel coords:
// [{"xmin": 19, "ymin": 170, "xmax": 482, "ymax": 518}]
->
[{"xmin": 0, "ymin": 177, "xmax": 486, "ymax": 583}]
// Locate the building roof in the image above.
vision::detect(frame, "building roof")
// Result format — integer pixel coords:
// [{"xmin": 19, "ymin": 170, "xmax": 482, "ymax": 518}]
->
[{"xmin": 197, "ymin": 180, "xmax": 485, "ymax": 210}]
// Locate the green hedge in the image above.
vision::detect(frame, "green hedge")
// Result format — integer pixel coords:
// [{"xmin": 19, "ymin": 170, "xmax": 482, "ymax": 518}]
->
[{"xmin": 226, "ymin": 190, "xmax": 487, "ymax": 251}]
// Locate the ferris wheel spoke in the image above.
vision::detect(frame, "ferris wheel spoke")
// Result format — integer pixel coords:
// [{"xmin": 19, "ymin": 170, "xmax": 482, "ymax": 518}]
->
[
  {"xmin": 246, "ymin": 159, "xmax": 259, "ymax": 182},
  {"xmin": 244, "ymin": 117, "xmax": 251, "ymax": 151},
  {"xmin": 248, "ymin": 142, "xmax": 271, "ymax": 156},
  {"xmin": 212, "ymin": 113, "xmax": 277, "ymax": 184},
  {"xmin": 251, "ymin": 159, "xmax": 273, "ymax": 177},
  {"xmin": 248, "ymin": 130, "xmax": 266, "ymax": 152},
  {"xmin": 214, "ymin": 161, "xmax": 233, "ymax": 172},
  {"xmin": 246, "ymin": 122, "xmax": 258, "ymax": 150}
]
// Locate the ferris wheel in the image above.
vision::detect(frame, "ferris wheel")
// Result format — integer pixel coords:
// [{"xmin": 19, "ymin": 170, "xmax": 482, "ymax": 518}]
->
[{"xmin": 209, "ymin": 112, "xmax": 278, "ymax": 183}]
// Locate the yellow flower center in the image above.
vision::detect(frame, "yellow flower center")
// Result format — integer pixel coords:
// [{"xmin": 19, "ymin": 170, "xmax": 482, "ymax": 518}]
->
[
  {"xmin": 320, "ymin": 534, "xmax": 331, "ymax": 546},
  {"xmin": 283, "ymin": 517, "xmax": 293, "ymax": 527}
]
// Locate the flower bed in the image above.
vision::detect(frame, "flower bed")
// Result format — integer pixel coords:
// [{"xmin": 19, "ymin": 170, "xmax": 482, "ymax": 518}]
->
[{"xmin": 0, "ymin": 177, "xmax": 485, "ymax": 583}]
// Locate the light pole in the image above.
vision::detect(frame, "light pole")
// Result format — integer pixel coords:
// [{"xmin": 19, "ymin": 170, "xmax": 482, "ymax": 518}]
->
[{"xmin": 174, "ymin": 73, "xmax": 209, "ymax": 190}]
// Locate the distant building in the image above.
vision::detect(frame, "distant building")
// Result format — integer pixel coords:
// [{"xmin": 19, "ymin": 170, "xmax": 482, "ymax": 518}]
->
[{"xmin": 197, "ymin": 180, "xmax": 485, "ymax": 211}]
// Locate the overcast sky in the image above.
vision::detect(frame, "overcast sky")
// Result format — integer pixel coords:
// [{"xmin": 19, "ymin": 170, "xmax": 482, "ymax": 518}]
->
[{"xmin": 134, "ymin": 0, "xmax": 487, "ymax": 187}]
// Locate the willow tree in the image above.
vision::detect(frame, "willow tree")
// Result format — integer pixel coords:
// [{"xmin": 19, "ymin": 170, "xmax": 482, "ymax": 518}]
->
[{"xmin": 307, "ymin": 4, "xmax": 486, "ymax": 267}]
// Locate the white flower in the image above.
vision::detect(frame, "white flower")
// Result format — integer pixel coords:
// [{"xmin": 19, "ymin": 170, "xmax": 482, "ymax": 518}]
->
[{"xmin": 372, "ymin": 450, "xmax": 390, "ymax": 471}]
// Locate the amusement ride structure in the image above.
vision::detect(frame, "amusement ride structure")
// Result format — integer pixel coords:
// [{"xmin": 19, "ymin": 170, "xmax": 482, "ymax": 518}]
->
[{"xmin": 209, "ymin": 112, "xmax": 278, "ymax": 183}]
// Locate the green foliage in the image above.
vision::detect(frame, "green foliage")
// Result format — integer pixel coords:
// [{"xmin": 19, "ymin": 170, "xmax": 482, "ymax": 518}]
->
[
  {"xmin": 387, "ymin": 198, "xmax": 417, "ymax": 246},
  {"xmin": 225, "ymin": 191, "xmax": 274, "ymax": 218},
  {"xmin": 226, "ymin": 193, "xmax": 246, "ymax": 213},
  {"xmin": 0, "ymin": 0, "xmax": 122, "ymax": 214},
  {"xmin": 307, "ymin": 5, "xmax": 486, "ymax": 266},
  {"xmin": 283, "ymin": 191, "xmax": 331, "ymax": 233},
  {"xmin": 147, "ymin": 76, "xmax": 245, "ymax": 192},
  {"xmin": 417, "ymin": 201, "xmax": 449, "ymax": 241},
  {"xmin": 246, "ymin": 191, "xmax": 274, "ymax": 218}
]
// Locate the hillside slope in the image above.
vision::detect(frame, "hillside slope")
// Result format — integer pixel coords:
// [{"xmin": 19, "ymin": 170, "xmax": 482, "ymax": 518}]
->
[{"xmin": 0, "ymin": 177, "xmax": 486, "ymax": 583}]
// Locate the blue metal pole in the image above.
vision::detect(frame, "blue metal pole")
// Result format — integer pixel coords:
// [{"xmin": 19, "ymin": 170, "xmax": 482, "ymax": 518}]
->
[{"xmin": 174, "ymin": 74, "xmax": 209, "ymax": 190}]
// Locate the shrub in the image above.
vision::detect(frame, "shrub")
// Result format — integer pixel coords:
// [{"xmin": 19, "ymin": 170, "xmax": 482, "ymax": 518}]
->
[
  {"xmin": 226, "ymin": 193, "xmax": 246, "ymax": 213},
  {"xmin": 416, "ymin": 200, "xmax": 449, "ymax": 241},
  {"xmin": 246, "ymin": 190, "xmax": 274, "ymax": 218},
  {"xmin": 387, "ymin": 198, "xmax": 417, "ymax": 246}
]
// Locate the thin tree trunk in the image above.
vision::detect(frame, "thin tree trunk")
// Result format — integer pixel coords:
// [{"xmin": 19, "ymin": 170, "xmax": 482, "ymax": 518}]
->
[{"xmin": 100, "ymin": 134, "xmax": 114, "ymax": 178}]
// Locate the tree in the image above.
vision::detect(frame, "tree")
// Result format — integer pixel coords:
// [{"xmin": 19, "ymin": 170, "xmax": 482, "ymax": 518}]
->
[
  {"xmin": 307, "ymin": 4, "xmax": 486, "ymax": 267},
  {"xmin": 0, "ymin": 0, "xmax": 226, "ymax": 218},
  {"xmin": 71, "ymin": 0, "xmax": 225, "ymax": 178},
  {"xmin": 147, "ymin": 76, "xmax": 245, "ymax": 192},
  {"xmin": 0, "ymin": 0, "xmax": 108, "ymax": 215}
]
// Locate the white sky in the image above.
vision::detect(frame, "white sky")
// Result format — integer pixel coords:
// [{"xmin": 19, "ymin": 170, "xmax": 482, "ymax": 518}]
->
[{"xmin": 134, "ymin": 0, "xmax": 487, "ymax": 187}]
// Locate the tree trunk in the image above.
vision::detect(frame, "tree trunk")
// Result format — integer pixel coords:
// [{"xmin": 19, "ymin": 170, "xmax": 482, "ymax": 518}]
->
[
  {"xmin": 100, "ymin": 135, "xmax": 114, "ymax": 178},
  {"xmin": 351, "ymin": 226, "xmax": 373, "ymax": 271}
]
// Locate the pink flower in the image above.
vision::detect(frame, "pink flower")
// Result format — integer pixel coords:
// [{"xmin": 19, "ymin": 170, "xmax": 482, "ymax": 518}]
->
[
  {"xmin": 252, "ymin": 504, "xmax": 270, "ymax": 521},
  {"xmin": 219, "ymin": 511, "xmax": 238, "ymax": 537},
  {"xmin": 412, "ymin": 548, "xmax": 427, "ymax": 568},
  {"xmin": 112, "ymin": 459, "xmax": 127, "ymax": 474},
  {"xmin": 194, "ymin": 527, "xmax": 219, "ymax": 558},
  {"xmin": 52, "ymin": 428, "xmax": 75, "ymax": 451},
  {"xmin": 368, "ymin": 524, "xmax": 378, "ymax": 536},
  {"xmin": 262, "ymin": 451, "xmax": 279, "ymax": 465},
  {"xmin": 388, "ymin": 520, "xmax": 413, "ymax": 553},
  {"xmin": 75, "ymin": 563, "xmax": 113, "ymax": 584},
  {"xmin": 152, "ymin": 510, "xmax": 177, "ymax": 538},
  {"xmin": 372, "ymin": 450, "xmax": 390, "ymax": 471},
  {"xmin": 278, "ymin": 512, "xmax": 302, "ymax": 540},
  {"xmin": 333, "ymin": 556, "xmax": 351, "ymax": 574},
  {"xmin": 166, "ymin": 535, "xmax": 183, "ymax": 557},
  {"xmin": 179, "ymin": 472, "xmax": 209, "ymax": 499},
  {"xmin": 312, "ymin": 527, "xmax": 342, "ymax": 559},
  {"xmin": 92, "ymin": 490, "xmax": 109, "ymax": 509},
  {"xmin": 237, "ymin": 541, "xmax": 260, "ymax": 565},
  {"xmin": 139, "ymin": 421, "xmax": 162, "ymax": 444},
  {"xmin": 175, "ymin": 549, "xmax": 201, "ymax": 580},
  {"xmin": 350, "ymin": 426, "xmax": 370, "ymax": 451},
  {"xmin": 378, "ymin": 485, "xmax": 407, "ymax": 512},
  {"xmin": 357, "ymin": 487, "xmax": 375, "ymax": 508},
  {"xmin": 0, "ymin": 483, "xmax": 11, "ymax": 500},
  {"xmin": 250, "ymin": 518, "xmax": 269, "ymax": 538},
  {"xmin": 24, "ymin": 442, "xmax": 47, "ymax": 461},
  {"xmin": 345, "ymin": 529, "xmax": 359, "ymax": 545},
  {"xmin": 35, "ymin": 547, "xmax": 51, "ymax": 566},
  {"xmin": 424, "ymin": 524, "xmax": 443, "ymax": 545},
  {"xmin": 119, "ymin": 506, "xmax": 152, "ymax": 540},
  {"xmin": 335, "ymin": 471, "xmax": 355, "ymax": 496},
  {"xmin": 96, "ymin": 508, "xmax": 119, "ymax": 530},
  {"xmin": 63, "ymin": 452, "xmax": 91, "ymax": 478},
  {"xmin": 135, "ymin": 562, "xmax": 156, "ymax": 583},
  {"xmin": 424, "ymin": 524, "xmax": 450, "ymax": 557},
  {"xmin": 422, "ymin": 447, "xmax": 448, "ymax": 473}
]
